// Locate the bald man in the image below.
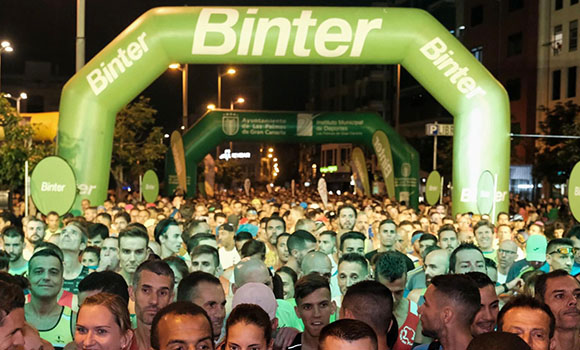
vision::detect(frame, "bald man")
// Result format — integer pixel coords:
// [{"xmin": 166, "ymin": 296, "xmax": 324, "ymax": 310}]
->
[
  {"xmin": 301, "ymin": 251, "xmax": 341, "ymax": 300},
  {"xmin": 407, "ymin": 248, "xmax": 450, "ymax": 305}
]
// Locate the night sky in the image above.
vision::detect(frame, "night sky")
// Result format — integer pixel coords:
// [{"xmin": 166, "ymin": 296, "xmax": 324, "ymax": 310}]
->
[{"xmin": 0, "ymin": 0, "xmax": 370, "ymax": 132}]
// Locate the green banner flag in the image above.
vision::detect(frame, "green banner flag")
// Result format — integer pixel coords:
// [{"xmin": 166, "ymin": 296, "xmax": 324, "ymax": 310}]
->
[
  {"xmin": 426, "ymin": 171, "xmax": 441, "ymax": 206},
  {"xmin": 372, "ymin": 130, "xmax": 396, "ymax": 200},
  {"xmin": 568, "ymin": 162, "xmax": 580, "ymax": 222},
  {"xmin": 30, "ymin": 156, "xmax": 77, "ymax": 216},
  {"xmin": 170, "ymin": 131, "xmax": 187, "ymax": 194},
  {"xmin": 142, "ymin": 170, "xmax": 159, "ymax": 203},
  {"xmin": 351, "ymin": 147, "xmax": 370, "ymax": 197}
]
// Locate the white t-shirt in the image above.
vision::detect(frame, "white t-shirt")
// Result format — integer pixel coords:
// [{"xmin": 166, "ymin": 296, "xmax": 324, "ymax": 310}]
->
[{"xmin": 219, "ymin": 247, "xmax": 241, "ymax": 269}]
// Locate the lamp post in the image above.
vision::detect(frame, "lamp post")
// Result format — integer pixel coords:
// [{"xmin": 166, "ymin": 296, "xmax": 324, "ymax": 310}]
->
[
  {"xmin": 230, "ymin": 97, "xmax": 245, "ymax": 110},
  {"xmin": 169, "ymin": 63, "xmax": 189, "ymax": 129},
  {"xmin": 0, "ymin": 41, "xmax": 14, "ymax": 93},
  {"xmin": 218, "ymin": 67, "xmax": 236, "ymax": 108},
  {"xmin": 4, "ymin": 92, "xmax": 27, "ymax": 114}
]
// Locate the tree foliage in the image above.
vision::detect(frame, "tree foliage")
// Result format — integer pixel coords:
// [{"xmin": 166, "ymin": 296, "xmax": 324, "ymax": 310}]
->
[
  {"xmin": 111, "ymin": 96, "xmax": 167, "ymax": 192},
  {"xmin": 0, "ymin": 96, "xmax": 54, "ymax": 191},
  {"xmin": 534, "ymin": 101, "xmax": 580, "ymax": 183}
]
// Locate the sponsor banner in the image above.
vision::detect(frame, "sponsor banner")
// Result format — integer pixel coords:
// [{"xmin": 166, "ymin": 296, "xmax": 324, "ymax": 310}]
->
[
  {"xmin": 569, "ymin": 162, "xmax": 580, "ymax": 221},
  {"xmin": 476, "ymin": 170, "xmax": 495, "ymax": 215},
  {"xmin": 425, "ymin": 171, "xmax": 441, "ymax": 206},
  {"xmin": 372, "ymin": 130, "xmax": 396, "ymax": 199},
  {"xmin": 170, "ymin": 131, "xmax": 187, "ymax": 194},
  {"xmin": 318, "ymin": 178, "xmax": 328, "ymax": 208},
  {"xmin": 351, "ymin": 147, "xmax": 370, "ymax": 197},
  {"xmin": 30, "ymin": 156, "xmax": 77, "ymax": 216},
  {"xmin": 204, "ymin": 154, "xmax": 215, "ymax": 197},
  {"xmin": 142, "ymin": 170, "xmax": 159, "ymax": 203}
]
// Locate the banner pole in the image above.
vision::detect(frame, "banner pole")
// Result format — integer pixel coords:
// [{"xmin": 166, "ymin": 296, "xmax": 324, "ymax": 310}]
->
[
  {"xmin": 25, "ymin": 160, "xmax": 29, "ymax": 217},
  {"xmin": 139, "ymin": 175, "xmax": 143, "ymax": 202}
]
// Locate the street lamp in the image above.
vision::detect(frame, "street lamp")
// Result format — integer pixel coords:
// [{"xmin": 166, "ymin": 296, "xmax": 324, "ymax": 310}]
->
[
  {"xmin": 230, "ymin": 97, "xmax": 245, "ymax": 110},
  {"xmin": 218, "ymin": 67, "xmax": 236, "ymax": 108},
  {"xmin": 207, "ymin": 104, "xmax": 216, "ymax": 110},
  {"xmin": 0, "ymin": 41, "xmax": 14, "ymax": 93},
  {"xmin": 4, "ymin": 92, "xmax": 27, "ymax": 114},
  {"xmin": 169, "ymin": 63, "xmax": 189, "ymax": 129}
]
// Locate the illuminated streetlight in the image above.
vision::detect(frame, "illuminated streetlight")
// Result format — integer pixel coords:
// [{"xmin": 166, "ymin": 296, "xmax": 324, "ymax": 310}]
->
[
  {"xmin": 207, "ymin": 104, "xmax": 216, "ymax": 110},
  {"xmin": 218, "ymin": 67, "xmax": 236, "ymax": 108},
  {"xmin": 230, "ymin": 97, "xmax": 245, "ymax": 110},
  {"xmin": 267, "ymin": 153, "xmax": 273, "ymax": 158},
  {"xmin": 268, "ymin": 148, "xmax": 274, "ymax": 153},
  {"xmin": 164, "ymin": 133, "xmax": 170, "ymax": 138},
  {"xmin": 169, "ymin": 63, "xmax": 189, "ymax": 129},
  {"xmin": 4, "ymin": 92, "xmax": 27, "ymax": 114},
  {"xmin": 0, "ymin": 41, "xmax": 14, "ymax": 92}
]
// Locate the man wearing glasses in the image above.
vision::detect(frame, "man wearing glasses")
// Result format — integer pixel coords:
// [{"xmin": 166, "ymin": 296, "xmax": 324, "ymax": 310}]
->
[
  {"xmin": 497, "ymin": 240, "xmax": 519, "ymax": 284},
  {"xmin": 545, "ymin": 238, "xmax": 575, "ymax": 274}
]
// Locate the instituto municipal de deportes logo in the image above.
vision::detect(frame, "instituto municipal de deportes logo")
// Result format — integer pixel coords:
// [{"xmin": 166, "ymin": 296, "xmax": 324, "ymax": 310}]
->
[{"xmin": 222, "ymin": 113, "xmax": 239, "ymax": 136}]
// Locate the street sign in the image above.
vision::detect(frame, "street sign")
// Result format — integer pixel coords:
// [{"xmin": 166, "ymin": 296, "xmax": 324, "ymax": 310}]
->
[{"xmin": 426, "ymin": 123, "xmax": 454, "ymax": 136}]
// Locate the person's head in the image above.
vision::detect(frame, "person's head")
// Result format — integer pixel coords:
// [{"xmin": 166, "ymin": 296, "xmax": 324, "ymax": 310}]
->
[
  {"xmin": 183, "ymin": 220, "xmax": 212, "ymax": 243},
  {"xmin": 418, "ymin": 274, "xmax": 481, "ymax": 339},
  {"xmin": 218, "ymin": 223, "xmax": 236, "ymax": 249},
  {"xmin": 287, "ymin": 230, "xmax": 317, "ymax": 266},
  {"xmin": 318, "ymin": 231, "xmax": 337, "ymax": 255},
  {"xmin": 0, "ymin": 280, "xmax": 25, "ymax": 350},
  {"xmin": 177, "ymin": 271, "xmax": 226, "ymax": 340},
  {"xmin": 378, "ymin": 219, "xmax": 397, "ymax": 250},
  {"xmin": 497, "ymin": 294, "xmax": 555, "ymax": 350},
  {"xmin": 341, "ymin": 280, "xmax": 394, "ymax": 337},
  {"xmin": 294, "ymin": 273, "xmax": 336, "ymax": 338},
  {"xmin": 497, "ymin": 224, "xmax": 513, "ymax": 242},
  {"xmin": 438, "ymin": 224, "xmax": 459, "ymax": 253},
  {"xmin": 337, "ymin": 205, "xmax": 357, "ymax": 231},
  {"xmin": 319, "ymin": 319, "xmax": 378, "ymax": 350},
  {"xmin": 340, "ymin": 231, "xmax": 366, "ymax": 256},
  {"xmin": 449, "ymin": 243, "xmax": 486, "ymax": 274},
  {"xmin": 545, "ymin": 238, "xmax": 574, "ymax": 273},
  {"xmin": 535, "ymin": 270, "xmax": 580, "ymax": 332},
  {"xmin": 241, "ymin": 240, "xmax": 266, "ymax": 261},
  {"xmin": 295, "ymin": 218, "xmax": 316, "ymax": 234},
  {"xmin": 77, "ymin": 270, "xmax": 130, "ymax": 308},
  {"xmin": 130, "ymin": 260, "xmax": 175, "ymax": 326},
  {"xmin": 233, "ymin": 258, "xmax": 273, "ymax": 291},
  {"xmin": 337, "ymin": 253, "xmax": 369, "ymax": 295},
  {"xmin": 265, "ymin": 217, "xmax": 286, "ymax": 245},
  {"xmin": 276, "ymin": 233, "xmax": 290, "ymax": 263},
  {"xmin": 84, "ymin": 206, "xmax": 98, "ymax": 222},
  {"xmin": 566, "ymin": 226, "xmax": 580, "ymax": 264},
  {"xmin": 418, "ymin": 233, "xmax": 438, "ymax": 258},
  {"xmin": 155, "ymin": 219, "xmax": 183, "ymax": 255},
  {"xmin": 474, "ymin": 220, "xmax": 495, "ymax": 251},
  {"xmin": 27, "ymin": 249, "xmax": 64, "ymax": 300},
  {"xmin": 75, "ymin": 293, "xmax": 133, "ymax": 350},
  {"xmin": 234, "ymin": 231, "xmax": 253, "ymax": 253},
  {"xmin": 113, "ymin": 212, "xmax": 131, "ymax": 232},
  {"xmin": 150, "ymin": 302, "xmax": 214, "ymax": 350},
  {"xmin": 301, "ymin": 251, "xmax": 332, "ymax": 279},
  {"xmin": 187, "ymin": 233, "xmax": 218, "ymax": 253},
  {"xmin": 466, "ymin": 272, "xmax": 499, "ymax": 336},
  {"xmin": 118, "ymin": 225, "xmax": 149, "ymax": 277},
  {"xmin": 87, "ymin": 223, "xmax": 109, "ymax": 248},
  {"xmin": 496, "ymin": 212, "xmax": 510, "ymax": 226},
  {"xmin": 375, "ymin": 252, "xmax": 407, "ymax": 304},
  {"xmin": 60, "ymin": 220, "xmax": 89, "ymax": 253},
  {"xmin": 226, "ymin": 304, "xmax": 273, "ymax": 350},
  {"xmin": 25, "ymin": 218, "xmax": 45, "ymax": 245},
  {"xmin": 81, "ymin": 246, "xmax": 100, "ymax": 268},
  {"xmin": 45, "ymin": 211, "xmax": 60, "ymax": 231},
  {"xmin": 164, "ymin": 256, "xmax": 189, "ymax": 294},
  {"xmin": 423, "ymin": 248, "xmax": 450, "ymax": 286},
  {"xmin": 190, "ymin": 245, "xmax": 221, "ymax": 276},
  {"xmin": 1, "ymin": 226, "xmax": 24, "ymax": 263},
  {"xmin": 276, "ymin": 266, "xmax": 298, "ymax": 299},
  {"xmin": 467, "ymin": 332, "xmax": 531, "ymax": 350},
  {"xmin": 95, "ymin": 212, "xmax": 112, "ymax": 228},
  {"xmin": 498, "ymin": 240, "xmax": 519, "ymax": 271}
]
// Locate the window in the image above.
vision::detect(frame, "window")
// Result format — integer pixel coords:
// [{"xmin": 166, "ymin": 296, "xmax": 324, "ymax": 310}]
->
[
  {"xmin": 507, "ymin": 32, "xmax": 523, "ymax": 56},
  {"xmin": 553, "ymin": 70, "xmax": 562, "ymax": 100},
  {"xmin": 568, "ymin": 66, "xmax": 577, "ymax": 98},
  {"xmin": 471, "ymin": 46, "xmax": 483, "ymax": 62},
  {"xmin": 554, "ymin": 25, "xmax": 563, "ymax": 55},
  {"xmin": 509, "ymin": 0, "xmax": 524, "ymax": 11},
  {"xmin": 555, "ymin": 0, "xmax": 563, "ymax": 10},
  {"xmin": 470, "ymin": 5, "xmax": 483, "ymax": 27},
  {"xmin": 506, "ymin": 79, "xmax": 521, "ymax": 100},
  {"xmin": 570, "ymin": 20, "xmax": 578, "ymax": 51}
]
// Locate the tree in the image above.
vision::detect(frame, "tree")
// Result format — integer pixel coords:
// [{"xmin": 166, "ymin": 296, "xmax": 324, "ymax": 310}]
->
[
  {"xmin": 534, "ymin": 101, "xmax": 580, "ymax": 184},
  {"xmin": 110, "ymin": 96, "xmax": 167, "ymax": 196},
  {"xmin": 0, "ymin": 96, "xmax": 54, "ymax": 191}
]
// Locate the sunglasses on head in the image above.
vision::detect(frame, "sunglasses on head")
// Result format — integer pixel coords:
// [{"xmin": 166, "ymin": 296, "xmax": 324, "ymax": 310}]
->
[{"xmin": 548, "ymin": 247, "xmax": 577, "ymax": 255}]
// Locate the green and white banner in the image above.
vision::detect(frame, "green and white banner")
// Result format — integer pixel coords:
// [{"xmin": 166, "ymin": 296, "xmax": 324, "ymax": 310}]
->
[
  {"xmin": 569, "ymin": 162, "xmax": 580, "ymax": 222},
  {"xmin": 372, "ymin": 131, "xmax": 396, "ymax": 200},
  {"xmin": 30, "ymin": 157, "xmax": 77, "ymax": 216},
  {"xmin": 425, "ymin": 171, "xmax": 441, "ymax": 206},
  {"xmin": 57, "ymin": 6, "xmax": 510, "ymax": 215},
  {"xmin": 351, "ymin": 147, "xmax": 370, "ymax": 197},
  {"xmin": 142, "ymin": 170, "xmax": 159, "ymax": 203}
]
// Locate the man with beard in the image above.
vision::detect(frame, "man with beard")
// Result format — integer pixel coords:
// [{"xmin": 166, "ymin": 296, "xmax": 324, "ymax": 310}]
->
[
  {"xmin": 286, "ymin": 230, "xmax": 317, "ymax": 274},
  {"xmin": 337, "ymin": 205, "xmax": 357, "ymax": 237},
  {"xmin": 177, "ymin": 271, "xmax": 226, "ymax": 344},
  {"xmin": 119, "ymin": 226, "xmax": 149, "ymax": 285},
  {"xmin": 416, "ymin": 274, "xmax": 481, "ymax": 350},
  {"xmin": 407, "ymin": 247, "xmax": 450, "ymax": 305},
  {"xmin": 366, "ymin": 220, "xmax": 398, "ymax": 261},
  {"xmin": 466, "ymin": 272, "xmax": 499, "ymax": 337},
  {"xmin": 129, "ymin": 260, "xmax": 174, "ymax": 350},
  {"xmin": 438, "ymin": 225, "xmax": 459, "ymax": 253},
  {"xmin": 23, "ymin": 218, "xmax": 46, "ymax": 260},
  {"xmin": 535, "ymin": 270, "xmax": 580, "ymax": 350},
  {"xmin": 1, "ymin": 226, "xmax": 28, "ymax": 276}
]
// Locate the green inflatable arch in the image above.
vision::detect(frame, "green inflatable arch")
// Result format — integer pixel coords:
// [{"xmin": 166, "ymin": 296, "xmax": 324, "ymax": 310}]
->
[
  {"xmin": 165, "ymin": 110, "xmax": 420, "ymax": 207},
  {"xmin": 57, "ymin": 6, "xmax": 510, "ymax": 215}
]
